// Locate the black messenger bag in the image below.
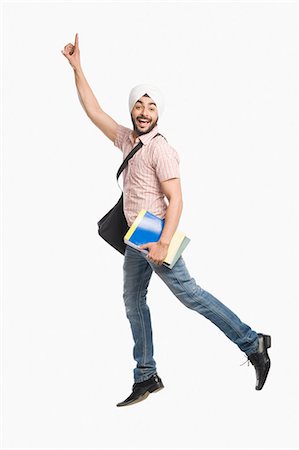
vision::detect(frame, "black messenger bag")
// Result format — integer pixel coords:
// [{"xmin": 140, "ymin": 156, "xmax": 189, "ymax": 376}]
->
[
  {"xmin": 97, "ymin": 133, "xmax": 162, "ymax": 255},
  {"xmin": 97, "ymin": 140, "xmax": 143, "ymax": 255}
]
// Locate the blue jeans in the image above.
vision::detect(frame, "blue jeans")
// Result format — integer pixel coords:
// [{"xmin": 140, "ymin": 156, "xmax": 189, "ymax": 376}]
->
[{"xmin": 123, "ymin": 245, "xmax": 259, "ymax": 383}]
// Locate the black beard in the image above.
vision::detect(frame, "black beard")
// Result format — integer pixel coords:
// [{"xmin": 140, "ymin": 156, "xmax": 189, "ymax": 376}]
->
[{"xmin": 131, "ymin": 114, "xmax": 158, "ymax": 136}]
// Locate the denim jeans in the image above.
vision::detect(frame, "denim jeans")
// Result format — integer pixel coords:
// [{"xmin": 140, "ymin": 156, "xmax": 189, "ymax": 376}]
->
[{"xmin": 123, "ymin": 245, "xmax": 259, "ymax": 383}]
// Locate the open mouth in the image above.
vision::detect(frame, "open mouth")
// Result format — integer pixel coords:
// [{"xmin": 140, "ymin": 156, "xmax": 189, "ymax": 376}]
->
[{"xmin": 137, "ymin": 118, "xmax": 151, "ymax": 127}]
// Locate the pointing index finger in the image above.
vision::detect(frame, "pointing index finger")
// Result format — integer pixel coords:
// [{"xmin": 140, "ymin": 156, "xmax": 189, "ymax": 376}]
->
[{"xmin": 74, "ymin": 33, "xmax": 79, "ymax": 47}]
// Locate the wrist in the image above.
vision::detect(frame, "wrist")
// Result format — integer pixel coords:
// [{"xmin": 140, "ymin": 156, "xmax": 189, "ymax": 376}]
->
[
  {"xmin": 158, "ymin": 239, "xmax": 170, "ymax": 248},
  {"xmin": 73, "ymin": 65, "xmax": 83, "ymax": 75}
]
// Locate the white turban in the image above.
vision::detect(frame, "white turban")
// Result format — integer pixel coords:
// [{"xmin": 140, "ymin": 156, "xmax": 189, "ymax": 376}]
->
[{"xmin": 128, "ymin": 84, "xmax": 165, "ymax": 116}]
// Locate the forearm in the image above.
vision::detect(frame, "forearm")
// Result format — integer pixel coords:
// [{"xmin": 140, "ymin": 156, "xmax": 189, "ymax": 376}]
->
[
  {"xmin": 73, "ymin": 67, "xmax": 102, "ymax": 117},
  {"xmin": 158, "ymin": 200, "xmax": 183, "ymax": 247}
]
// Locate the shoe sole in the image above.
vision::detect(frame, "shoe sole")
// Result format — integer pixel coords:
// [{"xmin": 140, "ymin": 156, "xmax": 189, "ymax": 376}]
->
[{"xmin": 256, "ymin": 334, "xmax": 271, "ymax": 390}]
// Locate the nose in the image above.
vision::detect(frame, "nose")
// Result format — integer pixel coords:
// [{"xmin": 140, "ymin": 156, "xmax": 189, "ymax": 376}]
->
[{"xmin": 140, "ymin": 107, "xmax": 150, "ymax": 117}]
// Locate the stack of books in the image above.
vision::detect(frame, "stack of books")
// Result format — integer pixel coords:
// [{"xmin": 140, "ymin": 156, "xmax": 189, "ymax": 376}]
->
[{"xmin": 123, "ymin": 209, "xmax": 190, "ymax": 269}]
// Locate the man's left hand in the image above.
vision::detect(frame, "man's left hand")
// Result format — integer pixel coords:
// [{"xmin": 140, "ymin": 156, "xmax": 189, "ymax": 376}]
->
[{"xmin": 138, "ymin": 241, "xmax": 169, "ymax": 266}]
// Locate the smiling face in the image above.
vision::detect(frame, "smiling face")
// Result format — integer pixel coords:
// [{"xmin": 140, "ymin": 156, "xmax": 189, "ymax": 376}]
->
[{"xmin": 131, "ymin": 94, "xmax": 159, "ymax": 136}]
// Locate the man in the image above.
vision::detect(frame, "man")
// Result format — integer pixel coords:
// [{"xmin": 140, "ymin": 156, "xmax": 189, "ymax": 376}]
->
[{"xmin": 62, "ymin": 33, "xmax": 271, "ymax": 407}]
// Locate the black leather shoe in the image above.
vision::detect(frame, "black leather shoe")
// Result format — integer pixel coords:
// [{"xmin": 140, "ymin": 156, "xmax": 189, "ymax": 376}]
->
[
  {"xmin": 116, "ymin": 374, "xmax": 164, "ymax": 407},
  {"xmin": 248, "ymin": 333, "xmax": 271, "ymax": 390}
]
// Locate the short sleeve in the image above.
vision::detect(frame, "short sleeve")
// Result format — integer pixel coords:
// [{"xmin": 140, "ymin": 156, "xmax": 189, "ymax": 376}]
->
[
  {"xmin": 152, "ymin": 141, "xmax": 180, "ymax": 182},
  {"xmin": 114, "ymin": 124, "xmax": 132, "ymax": 151}
]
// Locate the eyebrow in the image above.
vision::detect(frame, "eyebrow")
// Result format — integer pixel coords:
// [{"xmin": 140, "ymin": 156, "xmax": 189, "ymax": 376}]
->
[{"xmin": 136, "ymin": 100, "xmax": 157, "ymax": 107}]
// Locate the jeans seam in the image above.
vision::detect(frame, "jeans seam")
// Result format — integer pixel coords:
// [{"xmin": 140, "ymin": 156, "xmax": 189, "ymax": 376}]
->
[
  {"xmin": 168, "ymin": 268, "xmax": 245, "ymax": 341},
  {"xmin": 134, "ymin": 260, "xmax": 152, "ymax": 370}
]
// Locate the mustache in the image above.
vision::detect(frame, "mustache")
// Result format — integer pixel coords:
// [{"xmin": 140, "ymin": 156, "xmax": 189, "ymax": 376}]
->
[{"xmin": 136, "ymin": 116, "xmax": 151, "ymax": 121}]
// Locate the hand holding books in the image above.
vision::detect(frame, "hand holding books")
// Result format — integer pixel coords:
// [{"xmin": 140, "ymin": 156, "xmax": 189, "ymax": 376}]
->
[
  {"xmin": 123, "ymin": 209, "xmax": 190, "ymax": 269},
  {"xmin": 139, "ymin": 241, "xmax": 170, "ymax": 266}
]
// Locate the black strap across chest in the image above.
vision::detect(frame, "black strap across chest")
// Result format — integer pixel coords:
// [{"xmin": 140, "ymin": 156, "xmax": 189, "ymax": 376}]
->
[{"xmin": 116, "ymin": 132, "xmax": 166, "ymax": 181}]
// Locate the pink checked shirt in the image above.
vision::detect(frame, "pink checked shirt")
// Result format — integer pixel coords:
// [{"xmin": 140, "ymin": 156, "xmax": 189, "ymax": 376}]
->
[{"xmin": 114, "ymin": 124, "xmax": 180, "ymax": 227}]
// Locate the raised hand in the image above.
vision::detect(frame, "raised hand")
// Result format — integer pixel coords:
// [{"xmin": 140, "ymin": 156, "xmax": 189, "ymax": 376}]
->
[{"xmin": 61, "ymin": 33, "xmax": 81, "ymax": 70}]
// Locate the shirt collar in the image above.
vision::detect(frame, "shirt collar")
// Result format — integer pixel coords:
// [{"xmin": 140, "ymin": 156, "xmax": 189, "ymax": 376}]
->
[{"xmin": 129, "ymin": 125, "xmax": 159, "ymax": 146}]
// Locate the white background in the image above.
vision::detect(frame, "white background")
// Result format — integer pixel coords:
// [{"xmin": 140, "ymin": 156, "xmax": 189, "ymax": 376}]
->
[{"xmin": 1, "ymin": 1, "xmax": 298, "ymax": 449}]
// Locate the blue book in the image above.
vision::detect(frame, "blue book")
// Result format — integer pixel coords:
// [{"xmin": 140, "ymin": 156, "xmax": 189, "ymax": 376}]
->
[{"xmin": 124, "ymin": 209, "xmax": 190, "ymax": 269}]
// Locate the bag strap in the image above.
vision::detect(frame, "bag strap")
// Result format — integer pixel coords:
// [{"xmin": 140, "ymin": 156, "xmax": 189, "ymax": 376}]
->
[
  {"xmin": 116, "ymin": 132, "xmax": 165, "ymax": 181},
  {"xmin": 116, "ymin": 141, "xmax": 143, "ymax": 181}
]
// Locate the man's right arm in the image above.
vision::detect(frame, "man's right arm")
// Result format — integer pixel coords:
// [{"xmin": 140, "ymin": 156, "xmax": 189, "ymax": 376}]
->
[
  {"xmin": 62, "ymin": 33, "xmax": 118, "ymax": 143},
  {"xmin": 73, "ymin": 67, "xmax": 118, "ymax": 143}
]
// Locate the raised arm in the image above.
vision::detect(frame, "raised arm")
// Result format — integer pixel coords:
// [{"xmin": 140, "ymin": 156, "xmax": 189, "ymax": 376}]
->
[{"xmin": 61, "ymin": 33, "xmax": 118, "ymax": 143}]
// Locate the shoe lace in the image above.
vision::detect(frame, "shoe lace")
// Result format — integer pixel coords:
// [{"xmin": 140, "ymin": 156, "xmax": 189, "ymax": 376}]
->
[{"xmin": 240, "ymin": 356, "xmax": 250, "ymax": 367}]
